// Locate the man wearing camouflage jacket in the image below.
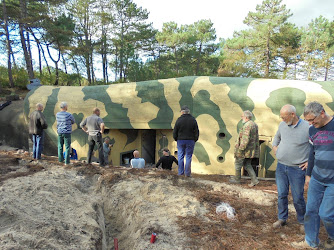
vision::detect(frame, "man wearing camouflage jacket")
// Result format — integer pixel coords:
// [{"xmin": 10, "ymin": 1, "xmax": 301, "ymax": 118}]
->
[{"xmin": 230, "ymin": 110, "xmax": 260, "ymax": 187}]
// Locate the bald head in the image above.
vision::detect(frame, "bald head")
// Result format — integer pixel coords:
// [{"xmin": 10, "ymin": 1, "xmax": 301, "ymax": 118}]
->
[
  {"xmin": 133, "ymin": 150, "xmax": 140, "ymax": 158},
  {"xmin": 280, "ymin": 104, "xmax": 298, "ymax": 125},
  {"xmin": 280, "ymin": 104, "xmax": 296, "ymax": 114}
]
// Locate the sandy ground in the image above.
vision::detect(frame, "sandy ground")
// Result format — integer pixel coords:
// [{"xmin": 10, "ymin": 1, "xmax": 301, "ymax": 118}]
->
[{"xmin": 0, "ymin": 147, "xmax": 329, "ymax": 249}]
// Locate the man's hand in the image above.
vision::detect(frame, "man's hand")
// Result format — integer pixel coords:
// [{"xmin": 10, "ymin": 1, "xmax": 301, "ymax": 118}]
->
[
  {"xmin": 299, "ymin": 162, "xmax": 308, "ymax": 171},
  {"xmin": 304, "ymin": 175, "xmax": 311, "ymax": 190},
  {"xmin": 272, "ymin": 146, "xmax": 278, "ymax": 155}
]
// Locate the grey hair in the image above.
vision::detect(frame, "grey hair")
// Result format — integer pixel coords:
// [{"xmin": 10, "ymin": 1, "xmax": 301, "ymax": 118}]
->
[
  {"xmin": 36, "ymin": 103, "xmax": 43, "ymax": 109},
  {"xmin": 60, "ymin": 102, "xmax": 68, "ymax": 109},
  {"xmin": 243, "ymin": 110, "xmax": 253, "ymax": 119},
  {"xmin": 304, "ymin": 101, "xmax": 324, "ymax": 117},
  {"xmin": 182, "ymin": 110, "xmax": 190, "ymax": 114}
]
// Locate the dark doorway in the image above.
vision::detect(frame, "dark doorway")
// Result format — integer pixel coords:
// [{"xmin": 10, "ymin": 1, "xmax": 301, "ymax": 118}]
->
[{"xmin": 141, "ymin": 130, "xmax": 156, "ymax": 165}]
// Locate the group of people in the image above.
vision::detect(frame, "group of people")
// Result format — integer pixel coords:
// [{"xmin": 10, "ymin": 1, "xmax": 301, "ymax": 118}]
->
[
  {"xmin": 28, "ymin": 101, "xmax": 333, "ymax": 249},
  {"xmin": 130, "ymin": 104, "xmax": 198, "ymax": 174},
  {"xmin": 228, "ymin": 102, "xmax": 334, "ymax": 249}
]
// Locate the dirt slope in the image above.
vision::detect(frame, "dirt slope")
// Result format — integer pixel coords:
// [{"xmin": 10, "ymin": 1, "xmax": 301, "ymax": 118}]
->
[{"xmin": 0, "ymin": 148, "xmax": 327, "ymax": 249}]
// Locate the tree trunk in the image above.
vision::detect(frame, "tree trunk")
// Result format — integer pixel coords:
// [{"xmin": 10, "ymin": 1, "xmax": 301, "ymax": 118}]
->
[
  {"xmin": 174, "ymin": 47, "xmax": 179, "ymax": 76},
  {"xmin": 265, "ymin": 36, "xmax": 270, "ymax": 78},
  {"xmin": 61, "ymin": 53, "xmax": 68, "ymax": 74},
  {"xmin": 3, "ymin": 0, "xmax": 14, "ymax": 88},
  {"xmin": 324, "ymin": 58, "xmax": 329, "ymax": 81},
  {"xmin": 196, "ymin": 43, "xmax": 202, "ymax": 75},
  {"xmin": 19, "ymin": 0, "xmax": 34, "ymax": 79},
  {"xmin": 46, "ymin": 44, "xmax": 61, "ymax": 84},
  {"xmin": 37, "ymin": 41, "xmax": 42, "ymax": 76}
]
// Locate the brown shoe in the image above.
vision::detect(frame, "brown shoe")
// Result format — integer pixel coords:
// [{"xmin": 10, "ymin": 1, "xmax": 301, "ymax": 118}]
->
[{"xmin": 273, "ymin": 219, "xmax": 286, "ymax": 228}]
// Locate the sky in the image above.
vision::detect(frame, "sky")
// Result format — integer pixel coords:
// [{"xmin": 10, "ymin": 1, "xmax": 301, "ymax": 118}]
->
[{"xmin": 133, "ymin": 0, "xmax": 334, "ymax": 40}]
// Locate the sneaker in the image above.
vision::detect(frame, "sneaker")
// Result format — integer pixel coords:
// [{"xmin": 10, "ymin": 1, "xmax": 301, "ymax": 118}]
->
[
  {"xmin": 325, "ymin": 238, "xmax": 334, "ymax": 249},
  {"xmin": 248, "ymin": 180, "xmax": 259, "ymax": 187},
  {"xmin": 291, "ymin": 240, "xmax": 318, "ymax": 249},
  {"xmin": 229, "ymin": 178, "xmax": 241, "ymax": 184},
  {"xmin": 273, "ymin": 219, "xmax": 287, "ymax": 228}
]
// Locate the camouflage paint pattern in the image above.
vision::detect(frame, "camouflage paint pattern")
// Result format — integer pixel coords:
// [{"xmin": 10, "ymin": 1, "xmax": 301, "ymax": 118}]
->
[{"xmin": 23, "ymin": 77, "xmax": 334, "ymax": 176}]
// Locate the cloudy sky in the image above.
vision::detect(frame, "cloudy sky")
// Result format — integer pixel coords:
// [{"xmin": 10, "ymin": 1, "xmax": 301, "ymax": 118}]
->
[{"xmin": 133, "ymin": 0, "xmax": 334, "ymax": 39}]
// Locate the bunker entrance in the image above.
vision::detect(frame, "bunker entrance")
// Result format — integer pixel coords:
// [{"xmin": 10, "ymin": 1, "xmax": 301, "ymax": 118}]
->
[
  {"xmin": 141, "ymin": 129, "xmax": 156, "ymax": 165},
  {"xmin": 119, "ymin": 129, "xmax": 156, "ymax": 166}
]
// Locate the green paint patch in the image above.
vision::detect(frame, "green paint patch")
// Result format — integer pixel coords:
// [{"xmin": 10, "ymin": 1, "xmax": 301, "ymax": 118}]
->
[
  {"xmin": 158, "ymin": 134, "xmax": 169, "ymax": 157},
  {"xmin": 264, "ymin": 145, "xmax": 275, "ymax": 170},
  {"xmin": 265, "ymin": 88, "xmax": 306, "ymax": 117},
  {"xmin": 209, "ymin": 77, "xmax": 255, "ymax": 112},
  {"xmin": 119, "ymin": 129, "xmax": 138, "ymax": 148},
  {"xmin": 136, "ymin": 80, "xmax": 173, "ymax": 129},
  {"xmin": 194, "ymin": 142, "xmax": 210, "ymax": 165},
  {"xmin": 44, "ymin": 88, "xmax": 61, "ymax": 145},
  {"xmin": 177, "ymin": 76, "xmax": 198, "ymax": 111},
  {"xmin": 316, "ymin": 81, "xmax": 334, "ymax": 113},
  {"xmin": 82, "ymin": 85, "xmax": 132, "ymax": 129}
]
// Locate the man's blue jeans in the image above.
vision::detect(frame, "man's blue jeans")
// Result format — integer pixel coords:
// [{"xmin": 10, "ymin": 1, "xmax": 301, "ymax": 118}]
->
[
  {"xmin": 58, "ymin": 133, "xmax": 71, "ymax": 164},
  {"xmin": 276, "ymin": 162, "xmax": 306, "ymax": 224},
  {"xmin": 177, "ymin": 140, "xmax": 195, "ymax": 176},
  {"xmin": 32, "ymin": 132, "xmax": 44, "ymax": 159},
  {"xmin": 304, "ymin": 177, "xmax": 334, "ymax": 248}
]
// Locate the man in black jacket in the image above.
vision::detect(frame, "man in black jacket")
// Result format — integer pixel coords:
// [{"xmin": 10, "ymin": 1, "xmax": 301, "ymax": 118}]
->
[
  {"xmin": 173, "ymin": 105, "xmax": 199, "ymax": 177},
  {"xmin": 156, "ymin": 148, "xmax": 178, "ymax": 170},
  {"xmin": 29, "ymin": 103, "xmax": 48, "ymax": 160}
]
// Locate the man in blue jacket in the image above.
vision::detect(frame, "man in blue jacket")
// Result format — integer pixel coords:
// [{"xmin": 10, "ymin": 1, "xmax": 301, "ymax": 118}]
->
[{"xmin": 173, "ymin": 105, "xmax": 199, "ymax": 177}]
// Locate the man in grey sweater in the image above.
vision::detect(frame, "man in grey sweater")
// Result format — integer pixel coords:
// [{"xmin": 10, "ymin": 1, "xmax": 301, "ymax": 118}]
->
[
  {"xmin": 80, "ymin": 108, "xmax": 105, "ymax": 166},
  {"xmin": 272, "ymin": 104, "xmax": 309, "ymax": 229}
]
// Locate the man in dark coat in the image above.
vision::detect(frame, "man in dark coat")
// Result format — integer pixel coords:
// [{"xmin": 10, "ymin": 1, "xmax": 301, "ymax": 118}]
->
[{"xmin": 173, "ymin": 105, "xmax": 199, "ymax": 177}]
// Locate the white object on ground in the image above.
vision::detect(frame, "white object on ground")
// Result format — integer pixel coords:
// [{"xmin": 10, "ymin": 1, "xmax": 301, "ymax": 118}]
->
[{"xmin": 216, "ymin": 202, "xmax": 235, "ymax": 219}]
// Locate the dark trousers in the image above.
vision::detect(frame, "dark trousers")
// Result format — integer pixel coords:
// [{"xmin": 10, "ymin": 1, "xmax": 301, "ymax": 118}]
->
[{"xmin": 87, "ymin": 133, "xmax": 104, "ymax": 166}]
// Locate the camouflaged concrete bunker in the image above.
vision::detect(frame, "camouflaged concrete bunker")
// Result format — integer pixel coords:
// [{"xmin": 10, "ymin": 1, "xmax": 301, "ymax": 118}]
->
[{"xmin": 23, "ymin": 76, "xmax": 334, "ymax": 177}]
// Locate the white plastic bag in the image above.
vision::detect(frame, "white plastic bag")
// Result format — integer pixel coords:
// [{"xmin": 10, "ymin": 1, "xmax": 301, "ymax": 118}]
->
[{"xmin": 216, "ymin": 202, "xmax": 235, "ymax": 219}]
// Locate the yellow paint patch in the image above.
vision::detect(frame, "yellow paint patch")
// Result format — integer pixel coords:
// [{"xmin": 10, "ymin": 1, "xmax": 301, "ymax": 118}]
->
[
  {"xmin": 27, "ymin": 86, "xmax": 55, "ymax": 116},
  {"xmin": 106, "ymin": 83, "xmax": 159, "ymax": 129},
  {"xmin": 159, "ymin": 79, "xmax": 182, "ymax": 125}
]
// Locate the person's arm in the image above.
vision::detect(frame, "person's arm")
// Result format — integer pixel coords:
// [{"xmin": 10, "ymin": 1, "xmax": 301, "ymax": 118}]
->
[
  {"xmin": 156, "ymin": 158, "xmax": 162, "ymax": 168},
  {"xmin": 305, "ymin": 138, "xmax": 314, "ymax": 189},
  {"xmin": 103, "ymin": 143, "xmax": 110, "ymax": 154},
  {"xmin": 100, "ymin": 122, "xmax": 105, "ymax": 134},
  {"xmin": 40, "ymin": 113, "xmax": 48, "ymax": 129},
  {"xmin": 173, "ymin": 156, "xmax": 178, "ymax": 165},
  {"xmin": 71, "ymin": 114, "xmax": 75, "ymax": 124},
  {"xmin": 238, "ymin": 122, "xmax": 251, "ymax": 151},
  {"xmin": 194, "ymin": 119, "xmax": 199, "ymax": 142},
  {"xmin": 272, "ymin": 125, "xmax": 282, "ymax": 155},
  {"xmin": 80, "ymin": 118, "xmax": 88, "ymax": 133},
  {"xmin": 173, "ymin": 119, "xmax": 179, "ymax": 141}
]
